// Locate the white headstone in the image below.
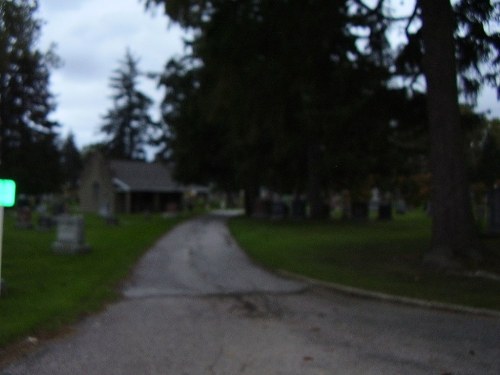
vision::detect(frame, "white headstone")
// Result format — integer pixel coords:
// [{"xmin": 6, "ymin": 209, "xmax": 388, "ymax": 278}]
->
[{"xmin": 52, "ymin": 215, "xmax": 90, "ymax": 254}]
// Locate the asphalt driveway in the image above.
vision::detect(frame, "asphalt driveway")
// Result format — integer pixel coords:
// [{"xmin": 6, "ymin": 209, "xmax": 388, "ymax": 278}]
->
[{"xmin": 3, "ymin": 212, "xmax": 499, "ymax": 374}]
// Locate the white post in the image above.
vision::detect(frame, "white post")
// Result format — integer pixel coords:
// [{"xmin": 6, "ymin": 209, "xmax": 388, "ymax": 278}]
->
[{"xmin": 0, "ymin": 205, "xmax": 4, "ymax": 297}]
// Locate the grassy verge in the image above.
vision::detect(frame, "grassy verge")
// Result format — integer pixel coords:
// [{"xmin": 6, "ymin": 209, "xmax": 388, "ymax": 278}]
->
[
  {"xmin": 228, "ymin": 211, "xmax": 500, "ymax": 311},
  {"xmin": 0, "ymin": 211, "xmax": 190, "ymax": 348}
]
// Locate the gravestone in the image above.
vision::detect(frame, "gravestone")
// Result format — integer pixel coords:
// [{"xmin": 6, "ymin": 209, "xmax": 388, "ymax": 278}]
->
[
  {"xmin": 320, "ymin": 203, "xmax": 331, "ymax": 219},
  {"xmin": 378, "ymin": 203, "xmax": 392, "ymax": 220},
  {"xmin": 161, "ymin": 202, "xmax": 179, "ymax": 218},
  {"xmin": 369, "ymin": 188, "xmax": 381, "ymax": 212},
  {"xmin": 52, "ymin": 215, "xmax": 90, "ymax": 254},
  {"xmin": 16, "ymin": 206, "xmax": 33, "ymax": 229},
  {"xmin": 351, "ymin": 202, "xmax": 369, "ymax": 220},
  {"xmin": 37, "ymin": 214, "xmax": 55, "ymax": 231},
  {"xmin": 36, "ymin": 201, "xmax": 54, "ymax": 230},
  {"xmin": 291, "ymin": 199, "xmax": 306, "ymax": 219},
  {"xmin": 271, "ymin": 201, "xmax": 289, "ymax": 220},
  {"xmin": 262, "ymin": 200, "xmax": 272, "ymax": 217},
  {"xmin": 99, "ymin": 203, "xmax": 118, "ymax": 225},
  {"xmin": 166, "ymin": 202, "xmax": 178, "ymax": 212},
  {"xmin": 487, "ymin": 188, "xmax": 500, "ymax": 234},
  {"xmin": 340, "ymin": 191, "xmax": 351, "ymax": 220},
  {"xmin": 253, "ymin": 199, "xmax": 271, "ymax": 218},
  {"xmin": 395, "ymin": 198, "xmax": 407, "ymax": 214}
]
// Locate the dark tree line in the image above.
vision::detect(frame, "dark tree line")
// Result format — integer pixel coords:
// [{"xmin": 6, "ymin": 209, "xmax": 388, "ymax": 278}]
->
[
  {"xmin": 2, "ymin": 0, "xmax": 496, "ymax": 269},
  {"xmin": 395, "ymin": 0, "xmax": 499, "ymax": 267},
  {"xmin": 149, "ymin": 0, "xmax": 419, "ymax": 217},
  {"xmin": 144, "ymin": 0, "xmax": 499, "ymax": 269},
  {"xmin": 0, "ymin": 0, "xmax": 82, "ymax": 195},
  {"xmin": 0, "ymin": 0, "xmax": 60, "ymax": 193}
]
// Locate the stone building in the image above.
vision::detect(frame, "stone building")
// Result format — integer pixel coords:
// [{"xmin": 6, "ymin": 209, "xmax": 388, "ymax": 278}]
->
[{"xmin": 79, "ymin": 152, "xmax": 184, "ymax": 214}]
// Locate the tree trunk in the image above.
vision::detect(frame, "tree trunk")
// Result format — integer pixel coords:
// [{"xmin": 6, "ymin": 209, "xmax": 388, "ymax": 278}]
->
[{"xmin": 420, "ymin": 0, "xmax": 482, "ymax": 268}]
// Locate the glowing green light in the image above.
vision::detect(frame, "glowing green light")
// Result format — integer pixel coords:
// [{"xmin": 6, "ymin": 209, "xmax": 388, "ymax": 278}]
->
[{"xmin": 0, "ymin": 180, "xmax": 16, "ymax": 207}]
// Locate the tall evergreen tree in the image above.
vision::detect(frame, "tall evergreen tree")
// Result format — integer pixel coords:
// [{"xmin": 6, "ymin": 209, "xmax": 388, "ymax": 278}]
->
[
  {"xmin": 354, "ymin": 0, "xmax": 499, "ymax": 267},
  {"xmin": 157, "ymin": 57, "xmax": 237, "ymax": 190},
  {"xmin": 147, "ymin": 0, "xmax": 499, "ymax": 245},
  {"xmin": 148, "ymin": 0, "xmax": 398, "ymax": 217},
  {"xmin": 0, "ymin": 0, "xmax": 62, "ymax": 194},
  {"xmin": 60, "ymin": 132, "xmax": 82, "ymax": 190},
  {"xmin": 100, "ymin": 49, "xmax": 158, "ymax": 160},
  {"xmin": 417, "ymin": 0, "xmax": 478, "ymax": 267}
]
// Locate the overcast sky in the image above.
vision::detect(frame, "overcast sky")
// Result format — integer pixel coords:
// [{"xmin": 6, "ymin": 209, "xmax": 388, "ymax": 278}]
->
[
  {"xmin": 38, "ymin": 0, "xmax": 186, "ymax": 149},
  {"xmin": 38, "ymin": 0, "xmax": 499, "ymax": 150}
]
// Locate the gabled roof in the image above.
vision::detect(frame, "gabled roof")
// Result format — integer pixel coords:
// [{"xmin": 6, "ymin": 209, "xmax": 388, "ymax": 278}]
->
[{"xmin": 109, "ymin": 159, "xmax": 183, "ymax": 193}]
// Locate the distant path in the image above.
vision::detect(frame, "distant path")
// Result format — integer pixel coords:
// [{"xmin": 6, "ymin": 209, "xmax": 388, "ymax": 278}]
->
[
  {"xmin": 3, "ymin": 213, "xmax": 500, "ymax": 374},
  {"xmin": 123, "ymin": 211, "xmax": 304, "ymax": 298}
]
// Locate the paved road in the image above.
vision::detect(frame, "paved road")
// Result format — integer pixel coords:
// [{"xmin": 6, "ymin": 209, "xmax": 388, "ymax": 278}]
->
[{"xmin": 3, "ymin": 213, "xmax": 500, "ymax": 374}]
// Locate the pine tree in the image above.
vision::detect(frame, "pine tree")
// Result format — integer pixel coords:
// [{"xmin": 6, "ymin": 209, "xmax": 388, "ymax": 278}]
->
[
  {"xmin": 149, "ymin": 0, "xmax": 395, "ymax": 217},
  {"xmin": 348, "ymin": 0, "xmax": 500, "ymax": 267},
  {"xmin": 0, "ymin": 0, "xmax": 62, "ymax": 194},
  {"xmin": 60, "ymin": 132, "xmax": 82, "ymax": 190},
  {"xmin": 100, "ymin": 49, "xmax": 158, "ymax": 160}
]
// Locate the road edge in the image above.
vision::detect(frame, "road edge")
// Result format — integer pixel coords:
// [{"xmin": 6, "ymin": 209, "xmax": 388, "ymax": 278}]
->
[{"xmin": 277, "ymin": 270, "xmax": 500, "ymax": 318}]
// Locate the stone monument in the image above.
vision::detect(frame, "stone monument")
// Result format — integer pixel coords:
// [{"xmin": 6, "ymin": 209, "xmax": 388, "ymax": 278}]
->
[{"xmin": 52, "ymin": 215, "xmax": 91, "ymax": 254}]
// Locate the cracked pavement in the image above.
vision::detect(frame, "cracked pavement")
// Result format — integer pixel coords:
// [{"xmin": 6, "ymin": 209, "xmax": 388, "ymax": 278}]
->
[{"xmin": 2, "ymin": 212, "xmax": 500, "ymax": 374}]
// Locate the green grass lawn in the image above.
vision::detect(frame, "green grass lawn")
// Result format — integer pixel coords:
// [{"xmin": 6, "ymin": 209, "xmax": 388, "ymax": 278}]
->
[
  {"xmin": 0, "ymin": 211, "xmax": 189, "ymax": 348},
  {"xmin": 228, "ymin": 211, "xmax": 500, "ymax": 311}
]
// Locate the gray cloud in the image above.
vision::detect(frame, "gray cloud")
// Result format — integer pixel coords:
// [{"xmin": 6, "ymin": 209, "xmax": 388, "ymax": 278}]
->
[
  {"xmin": 38, "ymin": 0, "xmax": 184, "ymax": 148},
  {"xmin": 39, "ymin": 0, "xmax": 498, "ymax": 149}
]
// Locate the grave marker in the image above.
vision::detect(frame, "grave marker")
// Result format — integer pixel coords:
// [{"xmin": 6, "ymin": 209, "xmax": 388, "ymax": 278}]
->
[
  {"xmin": 271, "ymin": 201, "xmax": 289, "ymax": 220},
  {"xmin": 291, "ymin": 198, "xmax": 306, "ymax": 219},
  {"xmin": 16, "ymin": 206, "xmax": 33, "ymax": 229},
  {"xmin": 52, "ymin": 215, "xmax": 90, "ymax": 254}
]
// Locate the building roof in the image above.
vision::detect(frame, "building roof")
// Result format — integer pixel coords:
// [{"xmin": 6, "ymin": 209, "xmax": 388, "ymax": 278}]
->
[{"xmin": 109, "ymin": 160, "xmax": 183, "ymax": 193}]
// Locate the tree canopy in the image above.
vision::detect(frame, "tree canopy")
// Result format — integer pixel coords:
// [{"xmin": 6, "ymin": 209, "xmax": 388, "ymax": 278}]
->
[
  {"xmin": 99, "ymin": 49, "xmax": 159, "ymax": 160},
  {"xmin": 0, "ymin": 0, "xmax": 62, "ymax": 194},
  {"xmin": 60, "ymin": 131, "xmax": 83, "ymax": 191},
  {"xmin": 145, "ymin": 0, "xmax": 500, "ymax": 266},
  {"xmin": 150, "ymin": 0, "xmax": 422, "ymax": 216}
]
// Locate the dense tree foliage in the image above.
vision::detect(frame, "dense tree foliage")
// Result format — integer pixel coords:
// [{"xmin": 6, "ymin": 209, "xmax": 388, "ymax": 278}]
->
[
  {"xmin": 393, "ymin": 0, "xmax": 498, "ymax": 267},
  {"xmin": 99, "ymin": 49, "xmax": 159, "ymax": 160},
  {"xmin": 148, "ymin": 0, "xmax": 419, "ymax": 216},
  {"xmin": 60, "ymin": 132, "xmax": 82, "ymax": 191},
  {"xmin": 0, "ymin": 0, "xmax": 62, "ymax": 194},
  {"xmin": 145, "ymin": 0, "xmax": 500, "ymax": 267},
  {"xmin": 157, "ymin": 57, "xmax": 238, "ymax": 190}
]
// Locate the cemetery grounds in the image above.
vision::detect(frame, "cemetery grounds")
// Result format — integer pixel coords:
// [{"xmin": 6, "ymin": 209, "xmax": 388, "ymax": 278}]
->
[
  {"xmin": 0, "ymin": 211, "xmax": 189, "ymax": 353},
  {"xmin": 0, "ymin": 207, "xmax": 499, "ymax": 359},
  {"xmin": 228, "ymin": 210, "xmax": 500, "ymax": 311}
]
